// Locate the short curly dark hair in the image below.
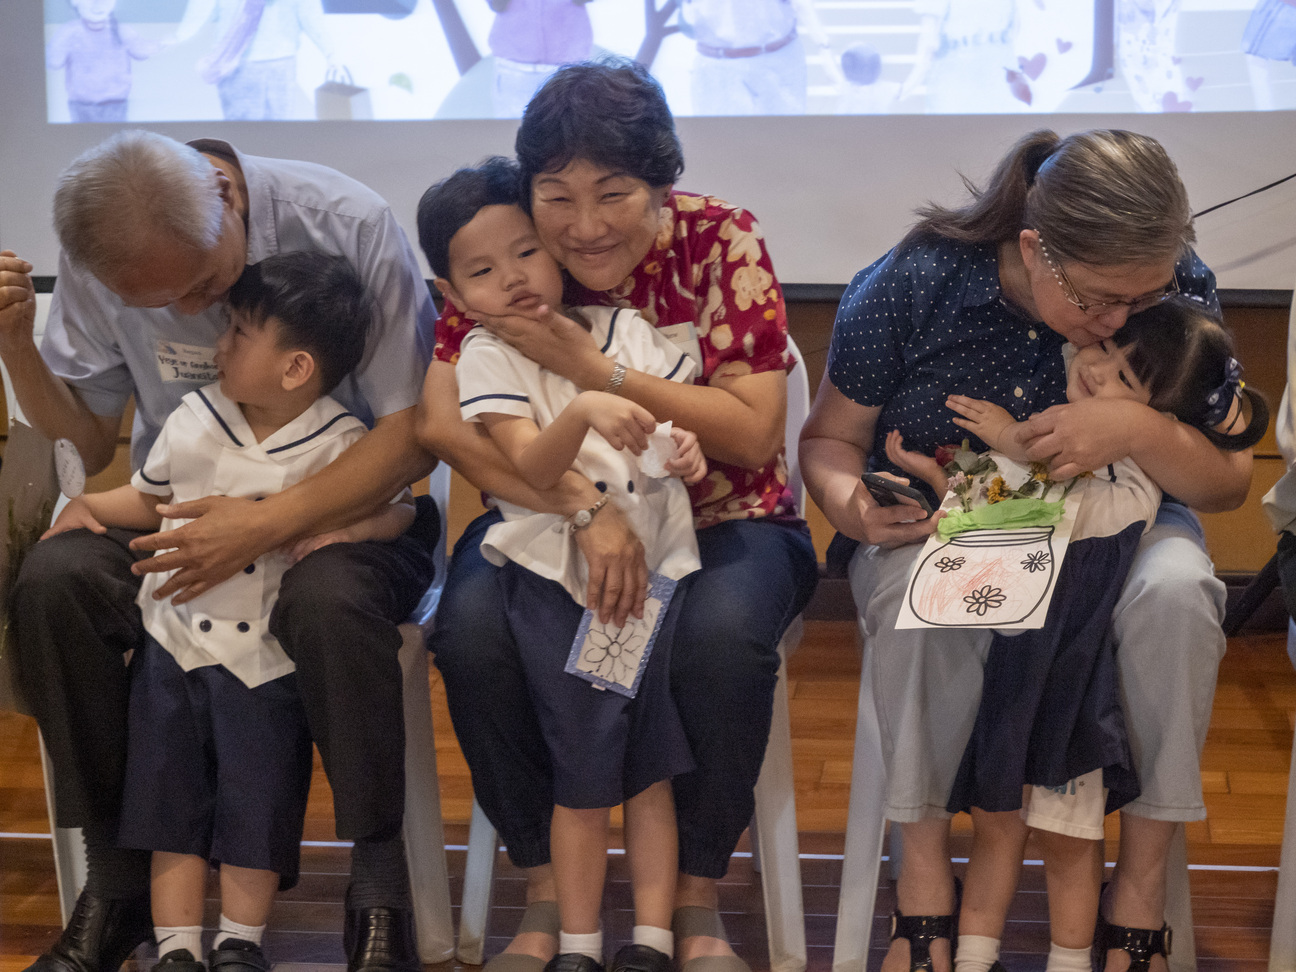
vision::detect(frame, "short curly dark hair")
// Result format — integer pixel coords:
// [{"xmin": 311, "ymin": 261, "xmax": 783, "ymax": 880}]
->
[{"xmin": 516, "ymin": 56, "xmax": 684, "ymax": 200}]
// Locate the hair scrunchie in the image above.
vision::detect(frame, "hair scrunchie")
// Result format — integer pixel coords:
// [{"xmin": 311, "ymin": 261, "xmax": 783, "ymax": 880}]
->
[{"xmin": 1202, "ymin": 356, "xmax": 1244, "ymax": 428}]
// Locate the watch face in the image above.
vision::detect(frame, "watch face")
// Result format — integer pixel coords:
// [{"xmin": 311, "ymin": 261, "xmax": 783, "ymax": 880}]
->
[{"xmin": 573, "ymin": 509, "xmax": 592, "ymax": 527}]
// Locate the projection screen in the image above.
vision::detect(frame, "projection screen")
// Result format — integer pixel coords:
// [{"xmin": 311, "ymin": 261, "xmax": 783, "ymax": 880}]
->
[{"xmin": 2, "ymin": 0, "xmax": 1295, "ymax": 290}]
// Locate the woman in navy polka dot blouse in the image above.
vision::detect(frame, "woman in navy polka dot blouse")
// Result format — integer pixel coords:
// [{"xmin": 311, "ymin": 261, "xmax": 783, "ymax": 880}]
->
[{"xmin": 800, "ymin": 129, "xmax": 1250, "ymax": 972}]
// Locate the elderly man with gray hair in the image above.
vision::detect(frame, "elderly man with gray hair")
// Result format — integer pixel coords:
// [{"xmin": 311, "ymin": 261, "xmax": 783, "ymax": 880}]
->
[{"xmin": 0, "ymin": 130, "xmax": 437, "ymax": 972}]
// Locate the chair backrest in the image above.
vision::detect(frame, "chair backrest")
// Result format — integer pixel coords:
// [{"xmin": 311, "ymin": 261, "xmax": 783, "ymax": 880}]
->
[
  {"xmin": 784, "ymin": 335, "xmax": 810, "ymax": 516},
  {"xmin": 409, "ymin": 461, "xmax": 451, "ymax": 626}
]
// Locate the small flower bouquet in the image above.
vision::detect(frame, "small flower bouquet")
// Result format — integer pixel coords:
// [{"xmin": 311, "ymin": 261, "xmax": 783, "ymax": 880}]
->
[{"xmin": 936, "ymin": 440, "xmax": 1087, "ymax": 539}]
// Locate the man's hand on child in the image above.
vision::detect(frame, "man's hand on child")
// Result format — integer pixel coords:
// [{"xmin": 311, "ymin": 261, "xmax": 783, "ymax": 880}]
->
[
  {"xmin": 131, "ymin": 495, "xmax": 292, "ymax": 605},
  {"xmin": 40, "ymin": 496, "xmax": 106, "ymax": 540},
  {"xmin": 577, "ymin": 391, "xmax": 656, "ymax": 455},
  {"xmin": 665, "ymin": 427, "xmax": 708, "ymax": 484}
]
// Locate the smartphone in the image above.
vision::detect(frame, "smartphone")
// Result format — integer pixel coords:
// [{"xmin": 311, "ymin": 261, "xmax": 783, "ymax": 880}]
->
[{"xmin": 861, "ymin": 473, "xmax": 934, "ymax": 518}]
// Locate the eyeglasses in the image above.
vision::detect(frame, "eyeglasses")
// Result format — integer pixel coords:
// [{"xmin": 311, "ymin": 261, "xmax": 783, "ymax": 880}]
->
[{"xmin": 1037, "ymin": 237, "xmax": 1180, "ymax": 317}]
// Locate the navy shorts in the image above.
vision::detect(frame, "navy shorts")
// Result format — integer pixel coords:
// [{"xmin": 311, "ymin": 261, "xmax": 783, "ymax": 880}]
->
[
  {"xmin": 499, "ymin": 563, "xmax": 695, "ymax": 809},
  {"xmin": 118, "ymin": 636, "xmax": 313, "ymax": 888}
]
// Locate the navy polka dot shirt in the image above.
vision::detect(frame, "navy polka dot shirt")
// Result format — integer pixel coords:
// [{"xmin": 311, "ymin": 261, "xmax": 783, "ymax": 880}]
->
[{"xmin": 827, "ymin": 237, "xmax": 1217, "ymax": 506}]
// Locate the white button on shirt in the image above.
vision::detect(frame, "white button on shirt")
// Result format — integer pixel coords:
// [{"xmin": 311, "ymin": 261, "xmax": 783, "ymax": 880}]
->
[{"xmin": 133, "ymin": 384, "xmax": 370, "ymax": 688}]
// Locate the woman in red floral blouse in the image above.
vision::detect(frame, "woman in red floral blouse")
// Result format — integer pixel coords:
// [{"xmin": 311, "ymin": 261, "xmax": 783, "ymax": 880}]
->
[{"xmin": 418, "ymin": 58, "xmax": 818, "ymax": 972}]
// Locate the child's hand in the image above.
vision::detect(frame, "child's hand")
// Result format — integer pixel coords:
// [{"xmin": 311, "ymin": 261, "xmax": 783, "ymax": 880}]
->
[
  {"xmin": 883, "ymin": 430, "xmax": 948, "ymax": 498},
  {"xmin": 665, "ymin": 427, "xmax": 708, "ymax": 484},
  {"xmin": 576, "ymin": 392, "xmax": 656, "ymax": 455},
  {"xmin": 947, "ymin": 396, "xmax": 1016, "ymax": 451},
  {"xmin": 40, "ymin": 496, "xmax": 106, "ymax": 540},
  {"xmin": 285, "ymin": 528, "xmax": 354, "ymax": 565}
]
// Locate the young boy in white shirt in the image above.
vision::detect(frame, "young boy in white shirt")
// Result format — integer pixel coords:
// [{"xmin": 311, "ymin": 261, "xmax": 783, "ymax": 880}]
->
[
  {"xmin": 417, "ymin": 158, "xmax": 705, "ymax": 972},
  {"xmin": 42, "ymin": 252, "xmax": 414, "ymax": 972}
]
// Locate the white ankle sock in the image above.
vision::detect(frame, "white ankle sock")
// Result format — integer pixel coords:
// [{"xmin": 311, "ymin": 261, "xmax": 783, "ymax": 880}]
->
[
  {"xmin": 154, "ymin": 925, "xmax": 203, "ymax": 961},
  {"xmin": 954, "ymin": 934, "xmax": 1000, "ymax": 972},
  {"xmin": 560, "ymin": 930, "xmax": 603, "ymax": 962},
  {"xmin": 632, "ymin": 925, "xmax": 674, "ymax": 958},
  {"xmin": 1045, "ymin": 942, "xmax": 1092, "ymax": 972},
  {"xmin": 213, "ymin": 915, "xmax": 266, "ymax": 949}
]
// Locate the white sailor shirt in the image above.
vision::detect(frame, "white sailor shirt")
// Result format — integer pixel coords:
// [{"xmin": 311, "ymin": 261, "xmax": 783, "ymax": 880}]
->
[
  {"xmin": 132, "ymin": 383, "xmax": 369, "ymax": 689},
  {"xmin": 456, "ymin": 306, "xmax": 701, "ymax": 604}
]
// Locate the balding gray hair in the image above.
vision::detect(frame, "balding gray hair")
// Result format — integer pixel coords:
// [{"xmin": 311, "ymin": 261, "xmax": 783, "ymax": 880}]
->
[{"xmin": 53, "ymin": 130, "xmax": 224, "ymax": 280}]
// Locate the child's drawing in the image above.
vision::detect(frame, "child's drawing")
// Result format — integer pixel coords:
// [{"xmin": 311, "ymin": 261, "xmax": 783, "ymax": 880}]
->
[
  {"xmin": 897, "ymin": 453, "xmax": 1085, "ymax": 630},
  {"xmin": 566, "ymin": 572, "xmax": 678, "ymax": 697}
]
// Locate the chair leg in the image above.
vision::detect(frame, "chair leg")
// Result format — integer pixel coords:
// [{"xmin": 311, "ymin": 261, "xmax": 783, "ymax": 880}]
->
[
  {"xmin": 1164, "ymin": 823, "xmax": 1196, "ymax": 972},
  {"xmin": 832, "ymin": 635, "xmax": 888, "ymax": 972},
  {"xmin": 399, "ymin": 627, "xmax": 456, "ymax": 964},
  {"xmin": 457, "ymin": 800, "xmax": 500, "ymax": 965},
  {"xmin": 1273, "ymin": 642, "xmax": 1296, "ymax": 972},
  {"xmin": 39, "ymin": 732, "xmax": 87, "ymax": 927},
  {"xmin": 752, "ymin": 621, "xmax": 808, "ymax": 972}
]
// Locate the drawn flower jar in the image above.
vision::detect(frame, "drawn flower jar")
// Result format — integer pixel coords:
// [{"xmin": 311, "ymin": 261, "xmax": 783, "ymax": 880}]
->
[{"xmin": 907, "ymin": 526, "xmax": 1058, "ymax": 628}]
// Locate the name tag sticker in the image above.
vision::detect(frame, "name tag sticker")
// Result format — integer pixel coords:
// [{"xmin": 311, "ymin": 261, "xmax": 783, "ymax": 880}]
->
[
  {"xmin": 156, "ymin": 340, "xmax": 218, "ymax": 384},
  {"xmin": 657, "ymin": 321, "xmax": 704, "ymax": 373}
]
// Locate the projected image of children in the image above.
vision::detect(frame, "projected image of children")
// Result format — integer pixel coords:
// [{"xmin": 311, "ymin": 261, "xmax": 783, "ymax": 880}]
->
[
  {"xmin": 40, "ymin": 0, "xmax": 1296, "ymax": 120},
  {"xmin": 46, "ymin": 0, "xmax": 163, "ymax": 122},
  {"xmin": 487, "ymin": 0, "xmax": 594, "ymax": 118},
  {"xmin": 168, "ymin": 0, "xmax": 344, "ymax": 120}
]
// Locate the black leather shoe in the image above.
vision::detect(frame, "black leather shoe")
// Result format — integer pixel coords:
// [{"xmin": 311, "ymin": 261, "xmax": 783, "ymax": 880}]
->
[
  {"xmin": 609, "ymin": 944, "xmax": 669, "ymax": 972},
  {"xmin": 151, "ymin": 949, "xmax": 205, "ymax": 972},
  {"xmin": 344, "ymin": 903, "xmax": 420, "ymax": 972},
  {"xmin": 23, "ymin": 889, "xmax": 153, "ymax": 972},
  {"xmin": 543, "ymin": 955, "xmax": 605, "ymax": 972},
  {"xmin": 208, "ymin": 939, "xmax": 270, "ymax": 972}
]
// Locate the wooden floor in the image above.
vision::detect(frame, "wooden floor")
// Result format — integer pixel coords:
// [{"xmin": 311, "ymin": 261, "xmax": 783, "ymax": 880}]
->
[{"xmin": 2, "ymin": 620, "xmax": 1292, "ymax": 972}]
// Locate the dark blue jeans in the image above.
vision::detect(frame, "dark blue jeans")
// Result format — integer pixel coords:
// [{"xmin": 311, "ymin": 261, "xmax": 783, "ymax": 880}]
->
[{"xmin": 431, "ymin": 511, "xmax": 817, "ymax": 877}]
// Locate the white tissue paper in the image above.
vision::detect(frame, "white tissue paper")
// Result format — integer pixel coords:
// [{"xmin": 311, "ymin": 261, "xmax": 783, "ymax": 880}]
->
[{"xmin": 639, "ymin": 422, "xmax": 677, "ymax": 478}]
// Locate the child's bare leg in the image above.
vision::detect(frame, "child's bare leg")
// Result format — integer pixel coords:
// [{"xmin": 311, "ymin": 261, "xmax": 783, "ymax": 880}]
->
[
  {"xmin": 552, "ymin": 805, "xmax": 610, "ymax": 960},
  {"xmin": 1036, "ymin": 831, "xmax": 1102, "ymax": 948},
  {"xmin": 212, "ymin": 863, "xmax": 279, "ymax": 952},
  {"xmin": 1036, "ymin": 831, "xmax": 1102, "ymax": 972},
  {"xmin": 623, "ymin": 781, "xmax": 677, "ymax": 957},
  {"xmin": 955, "ymin": 809, "xmax": 1027, "ymax": 972},
  {"xmin": 151, "ymin": 852, "xmax": 208, "ymax": 961}
]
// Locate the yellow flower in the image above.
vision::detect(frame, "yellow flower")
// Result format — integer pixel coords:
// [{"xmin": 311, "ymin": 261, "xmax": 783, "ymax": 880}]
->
[{"xmin": 987, "ymin": 476, "xmax": 1009, "ymax": 504}]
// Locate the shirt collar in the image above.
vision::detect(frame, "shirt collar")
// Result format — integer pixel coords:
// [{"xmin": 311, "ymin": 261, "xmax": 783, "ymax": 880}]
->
[
  {"xmin": 185, "ymin": 138, "xmax": 273, "ymax": 265},
  {"xmin": 183, "ymin": 383, "xmax": 359, "ymax": 462}
]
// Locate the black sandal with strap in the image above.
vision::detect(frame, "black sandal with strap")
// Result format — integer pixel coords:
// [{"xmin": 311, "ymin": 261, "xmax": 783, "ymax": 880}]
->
[
  {"xmin": 889, "ymin": 879, "xmax": 961, "ymax": 972},
  {"xmin": 1093, "ymin": 910, "xmax": 1172, "ymax": 972}
]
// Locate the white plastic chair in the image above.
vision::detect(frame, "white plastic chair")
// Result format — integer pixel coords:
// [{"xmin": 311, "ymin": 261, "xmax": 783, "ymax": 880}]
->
[
  {"xmin": 455, "ymin": 336, "xmax": 814, "ymax": 972},
  {"xmin": 10, "ymin": 290, "xmax": 457, "ymax": 961}
]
